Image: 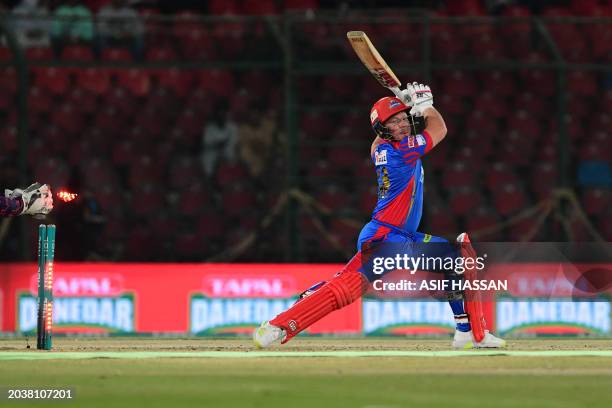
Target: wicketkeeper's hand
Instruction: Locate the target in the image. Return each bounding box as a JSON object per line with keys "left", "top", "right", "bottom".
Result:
{"left": 5, "top": 183, "right": 54, "bottom": 216}
{"left": 404, "top": 82, "right": 434, "bottom": 116}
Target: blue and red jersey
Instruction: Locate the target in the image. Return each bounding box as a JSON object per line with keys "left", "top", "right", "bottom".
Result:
{"left": 370, "top": 131, "right": 433, "bottom": 231}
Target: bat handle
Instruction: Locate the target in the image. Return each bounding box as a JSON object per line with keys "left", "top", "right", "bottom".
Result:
{"left": 390, "top": 86, "right": 411, "bottom": 106}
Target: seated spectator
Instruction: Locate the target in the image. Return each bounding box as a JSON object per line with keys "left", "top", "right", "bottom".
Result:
{"left": 50, "top": 0, "right": 94, "bottom": 56}
{"left": 96, "top": 0, "right": 144, "bottom": 60}
{"left": 201, "top": 101, "right": 238, "bottom": 178}
{"left": 238, "top": 109, "right": 280, "bottom": 179}
{"left": 11, "top": 0, "right": 51, "bottom": 48}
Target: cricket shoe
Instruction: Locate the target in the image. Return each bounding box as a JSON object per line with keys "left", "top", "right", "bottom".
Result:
{"left": 253, "top": 321, "right": 286, "bottom": 349}
{"left": 475, "top": 330, "right": 506, "bottom": 348}
{"left": 452, "top": 329, "right": 475, "bottom": 349}
{"left": 452, "top": 330, "right": 506, "bottom": 349}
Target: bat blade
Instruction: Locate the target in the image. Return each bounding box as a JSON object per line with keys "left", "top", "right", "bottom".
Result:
{"left": 347, "top": 31, "right": 403, "bottom": 97}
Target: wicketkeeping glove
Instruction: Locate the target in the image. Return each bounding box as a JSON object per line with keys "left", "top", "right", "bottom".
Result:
{"left": 5, "top": 182, "right": 54, "bottom": 216}
{"left": 404, "top": 82, "right": 434, "bottom": 116}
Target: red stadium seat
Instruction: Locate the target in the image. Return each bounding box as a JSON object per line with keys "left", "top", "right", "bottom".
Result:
{"left": 178, "top": 184, "right": 210, "bottom": 217}
{"left": 173, "top": 232, "right": 204, "bottom": 259}
{"left": 198, "top": 213, "right": 226, "bottom": 239}
{"left": 146, "top": 46, "right": 178, "bottom": 62}
{"left": 493, "top": 183, "right": 527, "bottom": 216}
{"left": 450, "top": 188, "right": 483, "bottom": 216}
{"left": 126, "top": 225, "right": 162, "bottom": 260}
{"left": 76, "top": 68, "right": 111, "bottom": 95}
{"left": 197, "top": 69, "right": 234, "bottom": 98}
{"left": 101, "top": 48, "right": 132, "bottom": 62}
{"left": 25, "top": 47, "right": 54, "bottom": 61}
{"left": 32, "top": 67, "right": 70, "bottom": 95}
{"left": 222, "top": 185, "right": 257, "bottom": 217}
{"left": 358, "top": 188, "right": 377, "bottom": 215}
{"left": 241, "top": 0, "right": 278, "bottom": 14}
{"left": 80, "top": 158, "right": 118, "bottom": 187}
{"left": 315, "top": 185, "right": 347, "bottom": 212}
{"left": 93, "top": 105, "right": 126, "bottom": 135}
{"left": 327, "top": 146, "right": 362, "bottom": 170}
{"left": 169, "top": 156, "right": 202, "bottom": 189}
{"left": 442, "top": 161, "right": 475, "bottom": 190}
{"left": 130, "top": 184, "right": 164, "bottom": 218}
{"left": 61, "top": 45, "right": 94, "bottom": 61}
{"left": 50, "top": 102, "right": 84, "bottom": 136}
{"left": 33, "top": 157, "right": 71, "bottom": 188}
{"left": 330, "top": 219, "right": 360, "bottom": 250}
{"left": 284, "top": 0, "right": 319, "bottom": 11}
{"left": 442, "top": 70, "right": 478, "bottom": 98}
{"left": 427, "top": 204, "right": 458, "bottom": 235}
{"left": 67, "top": 88, "right": 98, "bottom": 114}
{"left": 530, "top": 162, "right": 557, "bottom": 200}
{"left": 486, "top": 163, "right": 518, "bottom": 192}
{"left": 465, "top": 206, "right": 500, "bottom": 241}
{"left": 309, "top": 159, "right": 334, "bottom": 180}
{"left": 174, "top": 108, "right": 206, "bottom": 148}
{"left": 0, "top": 126, "right": 17, "bottom": 154}
{"left": 216, "top": 163, "right": 248, "bottom": 185}
{"left": 581, "top": 188, "right": 609, "bottom": 217}
{"left": 112, "top": 140, "right": 134, "bottom": 166}
{"left": 521, "top": 69, "right": 555, "bottom": 97}
{"left": 116, "top": 69, "right": 151, "bottom": 96}
{"left": 208, "top": 0, "right": 238, "bottom": 14}
{"left": 473, "top": 91, "right": 508, "bottom": 119}
{"left": 28, "top": 86, "right": 53, "bottom": 114}
{"left": 104, "top": 87, "right": 136, "bottom": 116}
{"left": 567, "top": 71, "right": 598, "bottom": 97}
{"left": 129, "top": 155, "right": 165, "bottom": 187}
{"left": 479, "top": 71, "right": 515, "bottom": 97}
{"left": 154, "top": 69, "right": 194, "bottom": 98}
{"left": 300, "top": 111, "right": 332, "bottom": 140}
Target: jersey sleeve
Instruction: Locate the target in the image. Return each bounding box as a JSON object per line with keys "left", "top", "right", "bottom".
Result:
{"left": 394, "top": 131, "right": 434, "bottom": 166}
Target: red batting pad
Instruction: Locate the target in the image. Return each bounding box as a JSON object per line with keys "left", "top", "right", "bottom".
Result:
{"left": 270, "top": 257, "right": 368, "bottom": 343}
{"left": 462, "top": 239, "right": 487, "bottom": 342}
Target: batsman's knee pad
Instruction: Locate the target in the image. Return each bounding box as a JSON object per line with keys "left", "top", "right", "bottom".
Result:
{"left": 270, "top": 270, "right": 368, "bottom": 343}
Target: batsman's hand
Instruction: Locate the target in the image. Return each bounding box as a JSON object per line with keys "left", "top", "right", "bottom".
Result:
{"left": 6, "top": 183, "right": 54, "bottom": 216}
{"left": 405, "top": 82, "right": 434, "bottom": 116}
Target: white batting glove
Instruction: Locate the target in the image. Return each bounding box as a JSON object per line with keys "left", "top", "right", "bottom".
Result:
{"left": 405, "top": 82, "right": 434, "bottom": 116}
{"left": 6, "top": 183, "right": 54, "bottom": 216}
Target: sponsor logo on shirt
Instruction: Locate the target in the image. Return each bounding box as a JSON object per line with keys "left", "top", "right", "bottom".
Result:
{"left": 416, "top": 134, "right": 426, "bottom": 146}
{"left": 375, "top": 150, "right": 387, "bottom": 165}
{"left": 408, "top": 136, "right": 415, "bottom": 148}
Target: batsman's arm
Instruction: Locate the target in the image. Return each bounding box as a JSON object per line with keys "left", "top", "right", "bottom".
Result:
{"left": 422, "top": 106, "right": 447, "bottom": 149}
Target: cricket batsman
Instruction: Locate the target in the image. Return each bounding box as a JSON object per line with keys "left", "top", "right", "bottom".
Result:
{"left": 254, "top": 83, "right": 505, "bottom": 349}
{"left": 1, "top": 182, "right": 54, "bottom": 217}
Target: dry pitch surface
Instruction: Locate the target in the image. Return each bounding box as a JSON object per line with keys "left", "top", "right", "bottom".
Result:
{"left": 1, "top": 337, "right": 611, "bottom": 408}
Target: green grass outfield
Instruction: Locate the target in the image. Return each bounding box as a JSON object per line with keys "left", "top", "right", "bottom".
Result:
{"left": 1, "top": 338, "right": 611, "bottom": 408}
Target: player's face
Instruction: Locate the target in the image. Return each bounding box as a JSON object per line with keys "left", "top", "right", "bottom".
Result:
{"left": 384, "top": 112, "right": 411, "bottom": 140}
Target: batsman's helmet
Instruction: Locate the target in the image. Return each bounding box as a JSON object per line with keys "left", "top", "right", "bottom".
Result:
{"left": 370, "top": 96, "right": 424, "bottom": 139}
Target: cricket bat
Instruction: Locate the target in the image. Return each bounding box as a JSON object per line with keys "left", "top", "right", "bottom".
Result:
{"left": 346, "top": 31, "right": 410, "bottom": 105}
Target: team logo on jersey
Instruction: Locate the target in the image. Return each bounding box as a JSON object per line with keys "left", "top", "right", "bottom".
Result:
{"left": 408, "top": 136, "right": 415, "bottom": 148}
{"left": 375, "top": 150, "right": 387, "bottom": 165}
{"left": 389, "top": 99, "right": 402, "bottom": 109}
{"left": 416, "top": 134, "right": 426, "bottom": 146}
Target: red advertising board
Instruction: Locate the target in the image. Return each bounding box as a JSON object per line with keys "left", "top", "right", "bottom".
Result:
{"left": 1, "top": 263, "right": 610, "bottom": 337}
{"left": 0, "top": 263, "right": 360, "bottom": 335}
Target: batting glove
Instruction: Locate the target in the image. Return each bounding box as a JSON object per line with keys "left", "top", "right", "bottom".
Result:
{"left": 405, "top": 82, "right": 434, "bottom": 116}
{"left": 6, "top": 183, "right": 54, "bottom": 216}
